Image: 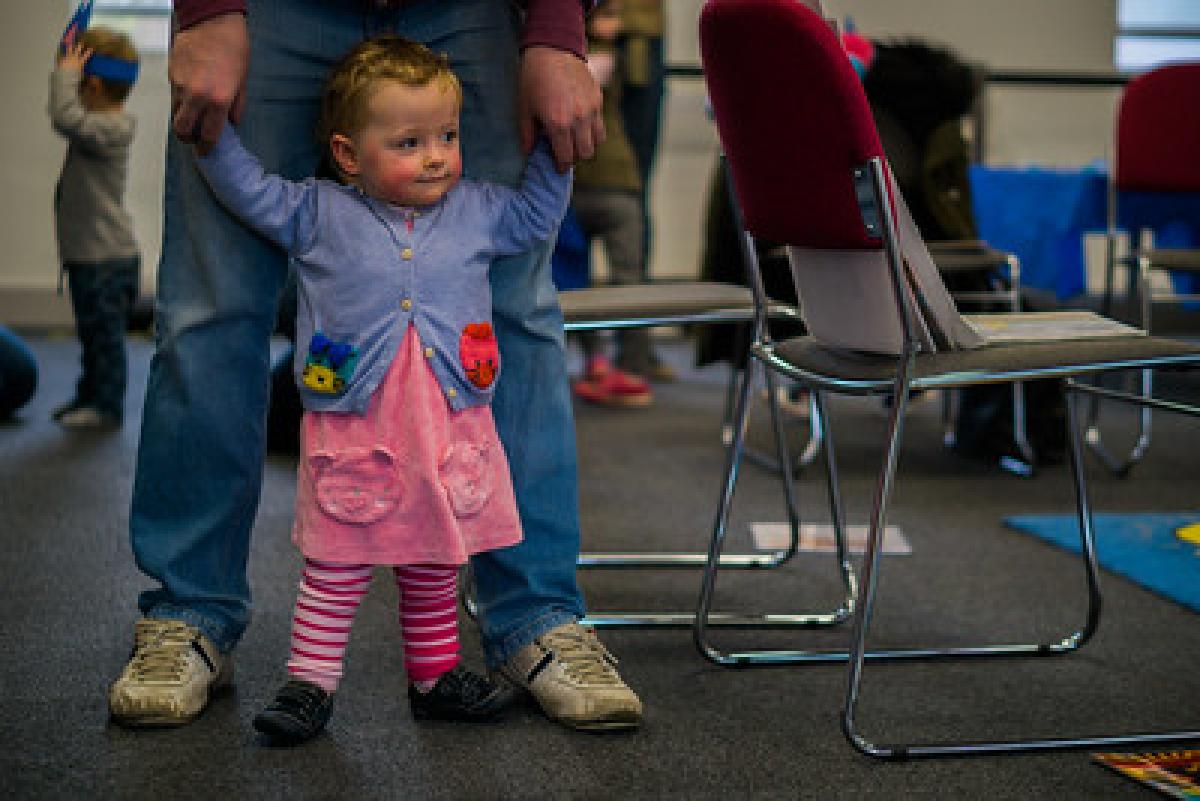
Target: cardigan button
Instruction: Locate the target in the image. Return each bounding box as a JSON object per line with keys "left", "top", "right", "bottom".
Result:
{"left": 424, "top": 347, "right": 434, "bottom": 358}
{"left": 401, "top": 247, "right": 413, "bottom": 260}
{"left": 401, "top": 298, "right": 413, "bottom": 310}
{"left": 446, "top": 388, "right": 457, "bottom": 399}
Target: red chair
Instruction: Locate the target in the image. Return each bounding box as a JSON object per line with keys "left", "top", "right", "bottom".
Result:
{"left": 697, "top": 0, "right": 1200, "bottom": 758}
{"left": 1087, "top": 62, "right": 1200, "bottom": 474}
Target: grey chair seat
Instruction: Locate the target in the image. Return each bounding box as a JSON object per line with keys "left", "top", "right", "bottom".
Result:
{"left": 770, "top": 332, "right": 1200, "bottom": 392}
{"left": 1140, "top": 247, "right": 1200, "bottom": 272}
{"left": 559, "top": 281, "right": 789, "bottom": 330}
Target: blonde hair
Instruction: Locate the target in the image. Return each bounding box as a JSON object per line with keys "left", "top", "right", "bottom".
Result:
{"left": 318, "top": 35, "right": 461, "bottom": 154}
{"left": 79, "top": 26, "right": 139, "bottom": 103}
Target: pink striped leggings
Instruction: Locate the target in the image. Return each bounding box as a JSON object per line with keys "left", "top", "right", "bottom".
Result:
{"left": 287, "top": 558, "right": 461, "bottom": 692}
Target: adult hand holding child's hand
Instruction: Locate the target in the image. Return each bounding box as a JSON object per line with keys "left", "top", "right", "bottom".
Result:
{"left": 169, "top": 11, "right": 249, "bottom": 155}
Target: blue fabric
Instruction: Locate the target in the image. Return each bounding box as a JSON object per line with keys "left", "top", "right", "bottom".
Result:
{"left": 970, "top": 165, "right": 1200, "bottom": 301}
{"left": 0, "top": 326, "right": 37, "bottom": 419}
{"left": 1004, "top": 512, "right": 1200, "bottom": 612}
{"left": 969, "top": 165, "right": 1107, "bottom": 300}
{"left": 133, "top": 0, "right": 586, "bottom": 663}
{"left": 551, "top": 205, "right": 591, "bottom": 290}
{"left": 84, "top": 54, "right": 138, "bottom": 86}
{"left": 197, "top": 126, "right": 570, "bottom": 414}
{"left": 1118, "top": 189, "right": 1200, "bottom": 298}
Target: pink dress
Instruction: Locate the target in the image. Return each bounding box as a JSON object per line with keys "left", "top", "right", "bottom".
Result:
{"left": 292, "top": 325, "right": 523, "bottom": 565}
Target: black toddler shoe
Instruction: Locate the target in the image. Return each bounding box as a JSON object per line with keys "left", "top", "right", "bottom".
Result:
{"left": 408, "top": 665, "right": 513, "bottom": 721}
{"left": 253, "top": 679, "right": 333, "bottom": 744}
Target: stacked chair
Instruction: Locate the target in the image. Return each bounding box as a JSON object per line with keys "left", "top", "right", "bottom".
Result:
{"left": 559, "top": 277, "right": 856, "bottom": 627}
{"left": 1086, "top": 61, "right": 1200, "bottom": 475}
{"left": 697, "top": 0, "right": 1200, "bottom": 758}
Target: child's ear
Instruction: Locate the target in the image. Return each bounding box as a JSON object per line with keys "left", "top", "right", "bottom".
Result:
{"left": 329, "top": 134, "right": 359, "bottom": 177}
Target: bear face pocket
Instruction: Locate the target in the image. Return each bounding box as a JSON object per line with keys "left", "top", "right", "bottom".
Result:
{"left": 438, "top": 441, "right": 494, "bottom": 518}
{"left": 308, "top": 446, "right": 400, "bottom": 525}
{"left": 302, "top": 332, "right": 359, "bottom": 395}
{"left": 460, "top": 322, "right": 499, "bottom": 389}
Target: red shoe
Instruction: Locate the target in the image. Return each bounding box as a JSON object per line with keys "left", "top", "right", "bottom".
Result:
{"left": 573, "top": 362, "right": 653, "bottom": 408}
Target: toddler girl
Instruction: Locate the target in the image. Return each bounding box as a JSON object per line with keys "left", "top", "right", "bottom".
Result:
{"left": 193, "top": 35, "right": 572, "bottom": 744}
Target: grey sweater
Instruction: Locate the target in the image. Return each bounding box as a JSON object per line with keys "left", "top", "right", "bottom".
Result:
{"left": 49, "top": 67, "right": 138, "bottom": 264}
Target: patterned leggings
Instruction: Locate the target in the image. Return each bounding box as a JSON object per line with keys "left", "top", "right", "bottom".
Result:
{"left": 287, "top": 558, "right": 461, "bottom": 692}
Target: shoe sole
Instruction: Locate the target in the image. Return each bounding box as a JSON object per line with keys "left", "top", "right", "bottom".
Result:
{"left": 108, "top": 665, "right": 233, "bottom": 729}
{"left": 494, "top": 672, "right": 641, "bottom": 732}
{"left": 253, "top": 711, "right": 329, "bottom": 743}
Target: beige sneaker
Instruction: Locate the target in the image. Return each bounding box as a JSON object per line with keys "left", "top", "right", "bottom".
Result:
{"left": 498, "top": 622, "right": 641, "bottom": 731}
{"left": 108, "top": 619, "right": 232, "bottom": 727}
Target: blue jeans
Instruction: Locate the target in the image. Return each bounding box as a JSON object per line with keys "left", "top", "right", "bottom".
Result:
{"left": 132, "top": 0, "right": 585, "bottom": 665}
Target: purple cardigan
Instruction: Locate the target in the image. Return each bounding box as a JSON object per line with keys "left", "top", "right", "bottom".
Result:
{"left": 197, "top": 125, "right": 571, "bottom": 414}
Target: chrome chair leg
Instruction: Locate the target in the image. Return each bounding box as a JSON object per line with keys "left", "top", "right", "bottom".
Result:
{"left": 1084, "top": 256, "right": 1155, "bottom": 476}
{"left": 840, "top": 390, "right": 1198, "bottom": 758}
{"left": 738, "top": 357, "right": 824, "bottom": 474}
{"left": 693, "top": 359, "right": 855, "bottom": 656}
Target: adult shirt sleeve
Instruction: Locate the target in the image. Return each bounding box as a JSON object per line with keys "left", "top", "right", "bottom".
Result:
{"left": 522, "top": 0, "right": 592, "bottom": 59}
{"left": 173, "top": 0, "right": 246, "bottom": 31}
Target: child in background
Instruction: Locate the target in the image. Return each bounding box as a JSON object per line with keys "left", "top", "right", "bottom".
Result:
{"left": 190, "top": 36, "right": 571, "bottom": 744}
{"left": 48, "top": 29, "right": 140, "bottom": 429}
{"left": 569, "top": 0, "right": 660, "bottom": 408}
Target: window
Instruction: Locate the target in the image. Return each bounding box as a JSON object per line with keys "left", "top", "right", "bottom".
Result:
{"left": 1116, "top": 0, "right": 1200, "bottom": 71}
{"left": 93, "top": 0, "right": 172, "bottom": 53}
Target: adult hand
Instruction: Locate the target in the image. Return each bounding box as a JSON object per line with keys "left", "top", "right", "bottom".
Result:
{"left": 518, "top": 45, "right": 605, "bottom": 172}
{"left": 169, "top": 12, "right": 250, "bottom": 155}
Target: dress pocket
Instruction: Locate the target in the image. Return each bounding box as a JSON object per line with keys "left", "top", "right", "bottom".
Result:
{"left": 308, "top": 446, "right": 400, "bottom": 525}
{"left": 438, "top": 441, "right": 494, "bottom": 518}
{"left": 460, "top": 322, "right": 499, "bottom": 389}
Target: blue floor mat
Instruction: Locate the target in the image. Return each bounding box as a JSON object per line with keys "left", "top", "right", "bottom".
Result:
{"left": 1004, "top": 513, "right": 1200, "bottom": 613}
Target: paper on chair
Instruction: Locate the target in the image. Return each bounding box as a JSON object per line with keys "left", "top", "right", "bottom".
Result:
{"left": 964, "top": 311, "right": 1146, "bottom": 342}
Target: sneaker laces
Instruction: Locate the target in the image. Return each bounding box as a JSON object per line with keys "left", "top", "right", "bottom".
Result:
{"left": 126, "top": 621, "right": 202, "bottom": 684}
{"left": 540, "top": 626, "right": 622, "bottom": 686}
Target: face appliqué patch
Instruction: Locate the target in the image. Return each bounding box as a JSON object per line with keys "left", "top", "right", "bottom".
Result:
{"left": 460, "top": 322, "right": 499, "bottom": 389}
{"left": 303, "top": 332, "right": 359, "bottom": 394}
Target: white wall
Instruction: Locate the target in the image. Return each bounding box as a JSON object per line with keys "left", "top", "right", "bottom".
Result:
{"left": 0, "top": 2, "right": 168, "bottom": 326}
{"left": 1, "top": 1, "right": 1122, "bottom": 319}
{"left": 644, "top": 0, "right": 1120, "bottom": 280}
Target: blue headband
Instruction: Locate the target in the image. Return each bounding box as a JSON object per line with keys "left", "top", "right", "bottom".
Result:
{"left": 84, "top": 53, "right": 139, "bottom": 85}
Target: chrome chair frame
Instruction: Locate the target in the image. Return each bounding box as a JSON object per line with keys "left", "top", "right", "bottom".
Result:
{"left": 559, "top": 279, "right": 856, "bottom": 629}
{"left": 694, "top": 153, "right": 1200, "bottom": 757}
{"left": 1085, "top": 63, "right": 1200, "bottom": 476}
{"left": 928, "top": 243, "right": 1036, "bottom": 474}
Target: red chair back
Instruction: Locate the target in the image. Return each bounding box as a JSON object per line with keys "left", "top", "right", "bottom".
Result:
{"left": 699, "top": 0, "right": 886, "bottom": 249}
{"left": 1116, "top": 62, "right": 1200, "bottom": 193}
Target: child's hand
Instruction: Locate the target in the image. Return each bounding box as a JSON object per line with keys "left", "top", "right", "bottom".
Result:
{"left": 57, "top": 42, "right": 92, "bottom": 72}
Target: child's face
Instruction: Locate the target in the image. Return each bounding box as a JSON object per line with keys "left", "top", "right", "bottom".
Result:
{"left": 332, "top": 79, "right": 462, "bottom": 207}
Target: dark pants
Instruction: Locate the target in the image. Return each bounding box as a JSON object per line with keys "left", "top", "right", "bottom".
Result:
{"left": 64, "top": 256, "right": 139, "bottom": 419}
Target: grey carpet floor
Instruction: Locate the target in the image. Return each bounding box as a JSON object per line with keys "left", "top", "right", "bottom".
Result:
{"left": 2, "top": 332, "right": 1198, "bottom": 800}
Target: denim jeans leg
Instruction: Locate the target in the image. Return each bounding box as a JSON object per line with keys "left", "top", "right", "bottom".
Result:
{"left": 130, "top": 0, "right": 360, "bottom": 652}
{"left": 393, "top": 0, "right": 588, "bottom": 665}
